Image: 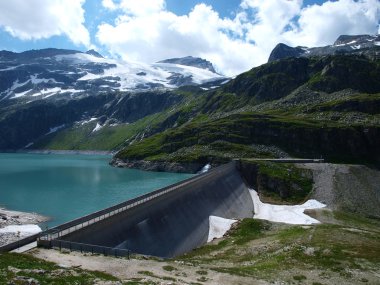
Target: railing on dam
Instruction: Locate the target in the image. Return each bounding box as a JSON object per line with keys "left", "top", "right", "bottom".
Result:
{"left": 38, "top": 161, "right": 237, "bottom": 244}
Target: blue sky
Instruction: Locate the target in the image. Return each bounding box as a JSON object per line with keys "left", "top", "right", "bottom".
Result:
{"left": 0, "top": 0, "right": 378, "bottom": 75}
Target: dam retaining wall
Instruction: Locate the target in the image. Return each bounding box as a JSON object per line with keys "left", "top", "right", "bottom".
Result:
{"left": 47, "top": 161, "right": 253, "bottom": 258}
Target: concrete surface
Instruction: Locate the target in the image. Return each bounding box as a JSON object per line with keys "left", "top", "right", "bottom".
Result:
{"left": 61, "top": 162, "right": 254, "bottom": 258}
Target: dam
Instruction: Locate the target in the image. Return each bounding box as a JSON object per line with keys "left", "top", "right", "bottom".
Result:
{"left": 37, "top": 161, "right": 254, "bottom": 258}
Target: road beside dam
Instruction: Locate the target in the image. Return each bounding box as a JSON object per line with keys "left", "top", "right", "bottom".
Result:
{"left": 57, "top": 161, "right": 254, "bottom": 258}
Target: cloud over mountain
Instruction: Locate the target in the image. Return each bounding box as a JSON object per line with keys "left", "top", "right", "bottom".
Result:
{"left": 97, "top": 0, "right": 380, "bottom": 76}
{"left": 0, "top": 0, "right": 378, "bottom": 76}
{"left": 0, "top": 0, "right": 90, "bottom": 47}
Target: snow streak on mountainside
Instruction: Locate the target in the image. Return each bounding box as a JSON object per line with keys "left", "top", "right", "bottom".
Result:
{"left": 0, "top": 49, "right": 226, "bottom": 101}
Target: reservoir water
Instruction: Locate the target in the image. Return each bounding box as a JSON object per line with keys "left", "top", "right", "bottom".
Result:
{"left": 0, "top": 153, "right": 193, "bottom": 227}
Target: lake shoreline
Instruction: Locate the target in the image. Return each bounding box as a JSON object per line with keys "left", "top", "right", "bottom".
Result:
{"left": 0, "top": 149, "right": 114, "bottom": 156}
{"left": 0, "top": 207, "right": 49, "bottom": 247}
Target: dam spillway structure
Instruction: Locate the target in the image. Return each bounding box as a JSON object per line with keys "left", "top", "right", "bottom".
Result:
{"left": 38, "top": 161, "right": 254, "bottom": 258}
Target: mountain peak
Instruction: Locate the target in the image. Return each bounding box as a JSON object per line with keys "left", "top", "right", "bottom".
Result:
{"left": 333, "top": 34, "right": 377, "bottom": 46}
{"left": 86, "top": 49, "right": 104, "bottom": 58}
{"left": 158, "top": 56, "right": 217, "bottom": 73}
{"left": 268, "top": 43, "right": 306, "bottom": 62}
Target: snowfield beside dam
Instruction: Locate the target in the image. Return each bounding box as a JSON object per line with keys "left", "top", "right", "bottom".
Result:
{"left": 249, "top": 189, "right": 325, "bottom": 224}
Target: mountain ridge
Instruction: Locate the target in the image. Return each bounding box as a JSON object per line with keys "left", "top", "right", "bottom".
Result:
{"left": 268, "top": 34, "right": 380, "bottom": 62}
{"left": 0, "top": 48, "right": 226, "bottom": 102}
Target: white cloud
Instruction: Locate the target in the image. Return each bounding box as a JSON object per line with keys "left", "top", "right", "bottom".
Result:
{"left": 97, "top": 3, "right": 258, "bottom": 76}
{"left": 119, "top": 0, "right": 165, "bottom": 16}
{"left": 95, "top": 0, "right": 379, "bottom": 76}
{"left": 102, "top": 0, "right": 117, "bottom": 11}
{"left": 284, "top": 0, "right": 380, "bottom": 47}
{"left": 102, "top": 0, "right": 165, "bottom": 15}
{"left": 0, "top": 0, "right": 90, "bottom": 47}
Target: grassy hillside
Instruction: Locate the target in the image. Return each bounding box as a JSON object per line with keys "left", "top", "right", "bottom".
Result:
{"left": 114, "top": 55, "right": 380, "bottom": 169}
{"left": 176, "top": 212, "right": 380, "bottom": 284}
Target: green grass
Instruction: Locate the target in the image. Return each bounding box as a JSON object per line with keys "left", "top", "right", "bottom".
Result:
{"left": 293, "top": 274, "right": 307, "bottom": 281}
{"left": 32, "top": 107, "right": 177, "bottom": 151}
{"left": 241, "top": 160, "right": 313, "bottom": 203}
{"left": 175, "top": 210, "right": 380, "bottom": 282}
{"left": 162, "top": 265, "right": 176, "bottom": 272}
{"left": 228, "top": 219, "right": 269, "bottom": 245}
{"left": 137, "top": 270, "right": 176, "bottom": 282}
{"left": 115, "top": 107, "right": 379, "bottom": 168}
{"left": 0, "top": 253, "right": 119, "bottom": 285}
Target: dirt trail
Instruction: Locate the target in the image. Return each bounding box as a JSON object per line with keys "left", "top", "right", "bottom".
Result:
{"left": 31, "top": 248, "right": 268, "bottom": 285}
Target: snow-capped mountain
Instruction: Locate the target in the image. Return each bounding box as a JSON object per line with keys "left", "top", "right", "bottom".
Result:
{"left": 268, "top": 34, "right": 380, "bottom": 62}
{"left": 0, "top": 48, "right": 227, "bottom": 101}
{"left": 158, "top": 56, "right": 217, "bottom": 73}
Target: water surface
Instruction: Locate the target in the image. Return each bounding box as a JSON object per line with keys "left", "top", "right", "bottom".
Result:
{"left": 0, "top": 153, "right": 192, "bottom": 227}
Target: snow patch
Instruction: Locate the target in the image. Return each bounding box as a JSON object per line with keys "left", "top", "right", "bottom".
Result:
{"left": 81, "top": 117, "right": 97, "bottom": 125}
{"left": 13, "top": 89, "right": 32, "bottom": 98}
{"left": 60, "top": 89, "right": 84, "bottom": 94}
{"left": 249, "top": 189, "right": 325, "bottom": 225}
{"left": 30, "top": 74, "right": 62, "bottom": 85}
{"left": 199, "top": 164, "right": 211, "bottom": 174}
{"left": 207, "top": 216, "right": 237, "bottom": 242}
{"left": 153, "top": 62, "right": 225, "bottom": 85}
{"left": 0, "top": 64, "right": 26, "bottom": 71}
{"left": 92, "top": 122, "right": 103, "bottom": 132}
{"left": 334, "top": 40, "right": 357, "bottom": 47}
{"left": 24, "top": 142, "right": 34, "bottom": 149}
{"left": 46, "top": 124, "right": 65, "bottom": 135}
{"left": 54, "top": 53, "right": 110, "bottom": 64}
{"left": 374, "top": 41, "right": 380, "bottom": 46}
{"left": 0, "top": 224, "right": 42, "bottom": 236}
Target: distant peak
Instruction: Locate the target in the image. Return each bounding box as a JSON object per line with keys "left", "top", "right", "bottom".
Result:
{"left": 158, "top": 56, "right": 217, "bottom": 73}
{"left": 86, "top": 49, "right": 104, "bottom": 58}
{"left": 268, "top": 43, "right": 305, "bottom": 62}
{"left": 333, "top": 34, "right": 373, "bottom": 46}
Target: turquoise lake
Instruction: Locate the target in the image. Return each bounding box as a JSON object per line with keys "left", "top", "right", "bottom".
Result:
{"left": 0, "top": 153, "right": 192, "bottom": 228}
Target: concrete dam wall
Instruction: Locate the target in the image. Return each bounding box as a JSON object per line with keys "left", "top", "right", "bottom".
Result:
{"left": 56, "top": 162, "right": 254, "bottom": 258}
